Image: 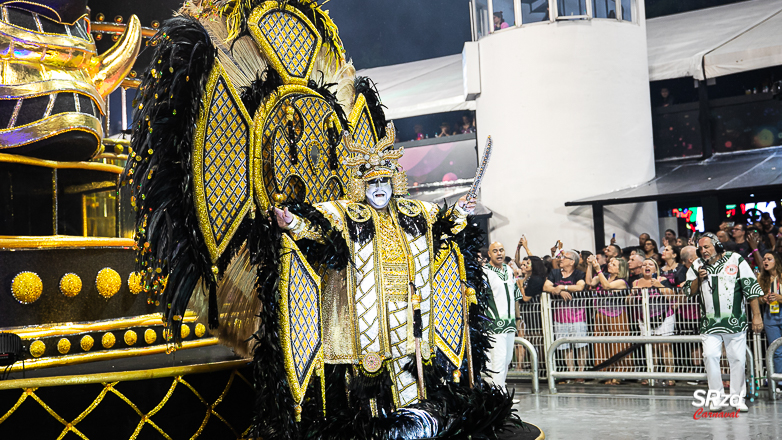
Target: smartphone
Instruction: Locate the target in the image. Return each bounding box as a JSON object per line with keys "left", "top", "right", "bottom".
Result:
{"left": 612, "top": 233, "right": 616, "bottom": 239}
{"left": 727, "top": 221, "right": 735, "bottom": 227}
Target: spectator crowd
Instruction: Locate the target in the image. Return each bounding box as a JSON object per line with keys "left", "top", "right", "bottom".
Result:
{"left": 478, "top": 213, "right": 782, "bottom": 393}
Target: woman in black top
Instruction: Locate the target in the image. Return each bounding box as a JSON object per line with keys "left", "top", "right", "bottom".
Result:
{"left": 514, "top": 255, "right": 546, "bottom": 370}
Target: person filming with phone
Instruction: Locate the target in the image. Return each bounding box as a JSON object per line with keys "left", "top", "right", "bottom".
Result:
{"left": 682, "top": 233, "right": 763, "bottom": 412}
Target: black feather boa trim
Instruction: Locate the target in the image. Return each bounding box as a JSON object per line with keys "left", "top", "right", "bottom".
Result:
{"left": 354, "top": 76, "right": 388, "bottom": 139}
{"left": 284, "top": 202, "right": 350, "bottom": 271}
{"left": 122, "top": 16, "right": 220, "bottom": 336}
{"left": 397, "top": 211, "right": 428, "bottom": 238}
{"left": 347, "top": 216, "right": 374, "bottom": 246}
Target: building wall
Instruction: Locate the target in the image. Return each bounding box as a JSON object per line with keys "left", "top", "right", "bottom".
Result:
{"left": 473, "top": 7, "right": 659, "bottom": 255}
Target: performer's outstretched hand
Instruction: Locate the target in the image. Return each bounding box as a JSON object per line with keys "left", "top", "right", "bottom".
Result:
{"left": 273, "top": 207, "right": 293, "bottom": 228}
{"left": 457, "top": 195, "right": 477, "bottom": 214}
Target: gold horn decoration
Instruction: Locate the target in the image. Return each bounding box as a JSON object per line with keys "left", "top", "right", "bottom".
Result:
{"left": 88, "top": 15, "right": 143, "bottom": 97}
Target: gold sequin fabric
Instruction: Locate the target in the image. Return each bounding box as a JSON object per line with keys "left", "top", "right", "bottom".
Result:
{"left": 59, "top": 273, "right": 82, "bottom": 297}
{"left": 95, "top": 268, "right": 121, "bottom": 298}
{"left": 11, "top": 271, "right": 43, "bottom": 304}
{"left": 375, "top": 211, "right": 409, "bottom": 297}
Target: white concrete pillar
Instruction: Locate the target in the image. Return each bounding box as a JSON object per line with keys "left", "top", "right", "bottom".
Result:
{"left": 473, "top": 3, "right": 659, "bottom": 254}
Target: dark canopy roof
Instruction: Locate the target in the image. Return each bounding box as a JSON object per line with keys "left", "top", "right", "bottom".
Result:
{"left": 566, "top": 147, "right": 782, "bottom": 207}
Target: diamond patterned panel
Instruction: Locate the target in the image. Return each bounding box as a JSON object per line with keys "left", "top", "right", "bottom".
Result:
{"left": 263, "top": 93, "right": 349, "bottom": 204}
{"left": 203, "top": 78, "right": 250, "bottom": 245}
{"left": 433, "top": 251, "right": 464, "bottom": 358}
{"left": 260, "top": 11, "right": 317, "bottom": 79}
{"left": 352, "top": 107, "right": 376, "bottom": 149}
{"left": 288, "top": 253, "right": 321, "bottom": 384}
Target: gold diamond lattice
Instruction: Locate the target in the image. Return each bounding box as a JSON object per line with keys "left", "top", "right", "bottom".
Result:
{"left": 260, "top": 11, "right": 316, "bottom": 79}
{"left": 433, "top": 253, "right": 464, "bottom": 354}
{"left": 352, "top": 108, "right": 376, "bottom": 149}
{"left": 268, "top": 94, "right": 348, "bottom": 203}
{"left": 288, "top": 254, "right": 321, "bottom": 384}
{"left": 0, "top": 370, "right": 253, "bottom": 440}
{"left": 203, "top": 78, "right": 250, "bottom": 244}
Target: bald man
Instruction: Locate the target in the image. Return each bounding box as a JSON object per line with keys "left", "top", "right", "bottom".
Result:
{"left": 484, "top": 241, "right": 523, "bottom": 392}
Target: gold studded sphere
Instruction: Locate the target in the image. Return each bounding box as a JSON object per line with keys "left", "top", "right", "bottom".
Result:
{"left": 180, "top": 324, "right": 190, "bottom": 339}
{"left": 80, "top": 335, "right": 94, "bottom": 351}
{"left": 57, "top": 338, "right": 71, "bottom": 354}
{"left": 273, "top": 193, "right": 285, "bottom": 204}
{"left": 102, "top": 332, "right": 116, "bottom": 349}
{"left": 59, "top": 273, "right": 82, "bottom": 297}
{"left": 124, "top": 330, "right": 137, "bottom": 346}
{"left": 96, "top": 268, "right": 122, "bottom": 299}
{"left": 11, "top": 272, "right": 43, "bottom": 304}
{"left": 465, "top": 287, "right": 476, "bottom": 296}
{"left": 29, "top": 340, "right": 45, "bottom": 358}
{"left": 194, "top": 323, "right": 206, "bottom": 338}
{"left": 127, "top": 272, "right": 143, "bottom": 295}
{"left": 144, "top": 329, "right": 157, "bottom": 345}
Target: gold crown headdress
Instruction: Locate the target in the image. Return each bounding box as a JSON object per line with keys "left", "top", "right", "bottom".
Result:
{"left": 342, "top": 122, "right": 408, "bottom": 200}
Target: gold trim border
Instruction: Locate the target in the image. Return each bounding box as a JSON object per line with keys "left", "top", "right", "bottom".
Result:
{"left": 0, "top": 152, "right": 123, "bottom": 173}
{"left": 4, "top": 337, "right": 219, "bottom": 373}
{"left": 192, "top": 59, "right": 254, "bottom": 263}
{"left": 279, "top": 234, "right": 323, "bottom": 405}
{"left": 247, "top": 3, "right": 322, "bottom": 86}
{"left": 0, "top": 235, "right": 135, "bottom": 250}
{"left": 1, "top": 312, "right": 197, "bottom": 339}
{"left": 0, "top": 113, "right": 102, "bottom": 151}
{"left": 0, "top": 358, "right": 249, "bottom": 391}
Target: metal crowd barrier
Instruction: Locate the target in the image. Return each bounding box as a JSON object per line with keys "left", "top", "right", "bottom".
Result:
{"left": 546, "top": 335, "right": 755, "bottom": 394}
{"left": 506, "top": 288, "right": 769, "bottom": 395}
{"left": 766, "top": 337, "right": 782, "bottom": 400}
{"left": 512, "top": 337, "right": 539, "bottom": 394}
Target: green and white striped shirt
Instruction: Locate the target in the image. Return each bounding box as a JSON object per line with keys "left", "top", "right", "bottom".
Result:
{"left": 682, "top": 251, "right": 763, "bottom": 334}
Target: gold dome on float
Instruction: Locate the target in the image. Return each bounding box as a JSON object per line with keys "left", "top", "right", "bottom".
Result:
{"left": 11, "top": 272, "right": 43, "bottom": 304}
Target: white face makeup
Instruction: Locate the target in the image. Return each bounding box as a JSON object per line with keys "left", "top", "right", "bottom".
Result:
{"left": 365, "top": 178, "right": 392, "bottom": 209}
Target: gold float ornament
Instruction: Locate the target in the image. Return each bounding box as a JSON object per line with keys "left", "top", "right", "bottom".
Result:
{"left": 144, "top": 329, "right": 157, "bottom": 345}
{"left": 59, "top": 273, "right": 82, "bottom": 297}
{"left": 11, "top": 272, "right": 43, "bottom": 304}
{"left": 0, "top": 11, "right": 142, "bottom": 158}
{"left": 180, "top": 324, "right": 191, "bottom": 339}
{"left": 127, "top": 272, "right": 144, "bottom": 294}
{"left": 29, "top": 340, "right": 45, "bottom": 358}
{"left": 96, "top": 268, "right": 122, "bottom": 298}
{"left": 81, "top": 335, "right": 94, "bottom": 351}
{"left": 57, "top": 338, "right": 71, "bottom": 354}
{"left": 102, "top": 332, "right": 116, "bottom": 349}
{"left": 195, "top": 323, "right": 206, "bottom": 338}
{"left": 124, "top": 330, "right": 137, "bottom": 346}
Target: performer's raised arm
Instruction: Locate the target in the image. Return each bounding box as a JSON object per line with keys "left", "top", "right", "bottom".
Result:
{"left": 273, "top": 206, "right": 326, "bottom": 244}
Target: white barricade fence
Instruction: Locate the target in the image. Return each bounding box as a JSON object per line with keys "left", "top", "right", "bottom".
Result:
{"left": 507, "top": 287, "right": 769, "bottom": 396}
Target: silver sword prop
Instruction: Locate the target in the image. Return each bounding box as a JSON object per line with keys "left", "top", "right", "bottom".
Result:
{"left": 467, "top": 136, "right": 492, "bottom": 200}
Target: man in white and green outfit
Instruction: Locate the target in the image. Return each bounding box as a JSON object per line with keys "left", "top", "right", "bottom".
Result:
{"left": 683, "top": 233, "right": 763, "bottom": 412}
{"left": 484, "top": 241, "right": 523, "bottom": 391}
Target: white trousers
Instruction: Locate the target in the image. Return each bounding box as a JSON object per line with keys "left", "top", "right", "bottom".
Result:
{"left": 702, "top": 332, "right": 746, "bottom": 403}
{"left": 486, "top": 332, "right": 515, "bottom": 391}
